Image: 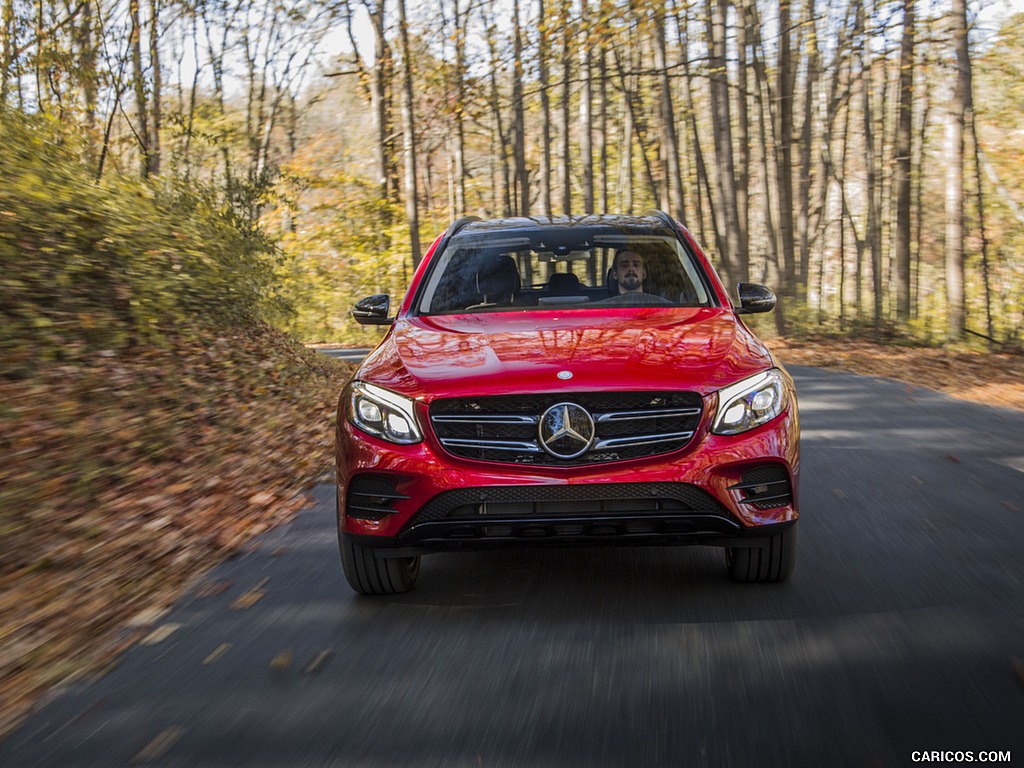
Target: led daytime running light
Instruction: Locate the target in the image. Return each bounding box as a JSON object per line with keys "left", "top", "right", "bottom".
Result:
{"left": 711, "top": 369, "right": 787, "bottom": 436}
{"left": 349, "top": 382, "right": 423, "bottom": 444}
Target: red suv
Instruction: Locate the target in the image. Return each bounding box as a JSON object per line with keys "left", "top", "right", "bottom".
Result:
{"left": 336, "top": 213, "right": 799, "bottom": 594}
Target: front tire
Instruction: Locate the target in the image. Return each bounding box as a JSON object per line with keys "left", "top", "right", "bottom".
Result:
{"left": 340, "top": 536, "right": 420, "bottom": 595}
{"left": 726, "top": 523, "right": 797, "bottom": 583}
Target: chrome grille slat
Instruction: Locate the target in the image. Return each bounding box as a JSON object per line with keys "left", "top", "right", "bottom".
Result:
{"left": 432, "top": 414, "right": 539, "bottom": 425}
{"left": 594, "top": 431, "right": 695, "bottom": 450}
{"left": 595, "top": 408, "right": 701, "bottom": 422}
{"left": 439, "top": 438, "right": 544, "bottom": 453}
{"left": 430, "top": 391, "right": 703, "bottom": 466}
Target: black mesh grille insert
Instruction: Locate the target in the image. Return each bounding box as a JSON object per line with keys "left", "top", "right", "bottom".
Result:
{"left": 397, "top": 483, "right": 738, "bottom": 546}
{"left": 429, "top": 391, "right": 703, "bottom": 465}
{"left": 410, "top": 482, "right": 729, "bottom": 522}
{"left": 346, "top": 475, "right": 410, "bottom": 520}
{"left": 730, "top": 465, "right": 792, "bottom": 509}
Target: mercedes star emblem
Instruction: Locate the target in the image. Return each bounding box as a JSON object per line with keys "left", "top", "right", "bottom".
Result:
{"left": 538, "top": 402, "right": 595, "bottom": 459}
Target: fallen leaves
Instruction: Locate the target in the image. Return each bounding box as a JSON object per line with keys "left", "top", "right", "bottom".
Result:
{"left": 0, "top": 322, "right": 353, "bottom": 738}
{"left": 140, "top": 624, "right": 181, "bottom": 646}
{"left": 270, "top": 648, "right": 334, "bottom": 677}
{"left": 132, "top": 727, "right": 185, "bottom": 763}
{"left": 202, "top": 643, "right": 232, "bottom": 665}
{"left": 230, "top": 578, "right": 270, "bottom": 610}
{"left": 304, "top": 650, "right": 333, "bottom": 676}
{"left": 271, "top": 648, "right": 293, "bottom": 672}
{"left": 193, "top": 580, "right": 234, "bottom": 599}
{"left": 769, "top": 337, "right": 1024, "bottom": 413}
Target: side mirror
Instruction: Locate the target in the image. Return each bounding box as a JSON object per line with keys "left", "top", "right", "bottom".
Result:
{"left": 736, "top": 283, "right": 776, "bottom": 314}
{"left": 352, "top": 294, "right": 393, "bottom": 325}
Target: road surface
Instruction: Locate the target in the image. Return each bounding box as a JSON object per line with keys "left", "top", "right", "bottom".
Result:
{"left": 2, "top": 366, "right": 1023, "bottom": 767}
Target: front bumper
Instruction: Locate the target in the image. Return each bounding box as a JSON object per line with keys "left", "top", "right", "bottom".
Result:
{"left": 335, "top": 395, "right": 800, "bottom": 552}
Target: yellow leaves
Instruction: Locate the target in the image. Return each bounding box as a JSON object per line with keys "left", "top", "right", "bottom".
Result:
{"left": 304, "top": 650, "right": 333, "bottom": 676}
{"left": 271, "top": 648, "right": 334, "bottom": 676}
{"left": 194, "top": 580, "right": 233, "bottom": 599}
{"left": 271, "top": 648, "right": 293, "bottom": 672}
{"left": 140, "top": 624, "right": 181, "bottom": 646}
{"left": 132, "top": 728, "right": 185, "bottom": 763}
{"left": 230, "top": 578, "right": 270, "bottom": 610}
{"left": 127, "top": 606, "right": 171, "bottom": 627}
{"left": 202, "top": 643, "right": 232, "bottom": 665}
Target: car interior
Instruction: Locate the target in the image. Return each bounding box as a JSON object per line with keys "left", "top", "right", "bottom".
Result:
{"left": 421, "top": 236, "right": 710, "bottom": 315}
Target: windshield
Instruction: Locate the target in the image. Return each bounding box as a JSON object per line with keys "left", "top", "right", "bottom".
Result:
{"left": 415, "top": 229, "right": 713, "bottom": 315}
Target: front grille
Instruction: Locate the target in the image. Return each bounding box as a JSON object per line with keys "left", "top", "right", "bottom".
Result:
{"left": 397, "top": 482, "right": 738, "bottom": 546}
{"left": 729, "top": 465, "right": 792, "bottom": 509}
{"left": 346, "top": 475, "right": 410, "bottom": 520}
{"left": 429, "top": 391, "right": 703, "bottom": 465}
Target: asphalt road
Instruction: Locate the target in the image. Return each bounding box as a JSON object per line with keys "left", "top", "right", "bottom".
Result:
{"left": 3, "top": 366, "right": 1023, "bottom": 767}
{"left": 316, "top": 347, "right": 374, "bottom": 364}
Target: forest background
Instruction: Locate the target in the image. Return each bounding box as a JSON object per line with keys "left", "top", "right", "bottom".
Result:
{"left": 2, "top": 0, "right": 1024, "bottom": 739}
{"left": 3, "top": 0, "right": 1023, "bottom": 350}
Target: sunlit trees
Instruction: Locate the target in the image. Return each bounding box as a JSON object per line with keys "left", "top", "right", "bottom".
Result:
{"left": 1, "top": 0, "right": 1021, "bottom": 347}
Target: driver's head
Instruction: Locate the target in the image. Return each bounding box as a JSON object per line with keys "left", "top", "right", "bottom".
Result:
{"left": 613, "top": 249, "right": 645, "bottom": 294}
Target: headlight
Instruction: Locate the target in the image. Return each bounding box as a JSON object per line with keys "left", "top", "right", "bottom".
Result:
{"left": 348, "top": 382, "right": 423, "bottom": 444}
{"left": 711, "top": 369, "right": 788, "bottom": 435}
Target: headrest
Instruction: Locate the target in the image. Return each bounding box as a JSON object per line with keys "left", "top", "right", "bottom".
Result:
{"left": 475, "top": 254, "right": 520, "bottom": 298}
{"left": 548, "top": 272, "right": 581, "bottom": 295}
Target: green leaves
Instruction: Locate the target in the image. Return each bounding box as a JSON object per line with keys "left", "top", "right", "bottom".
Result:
{"left": 0, "top": 110, "right": 286, "bottom": 366}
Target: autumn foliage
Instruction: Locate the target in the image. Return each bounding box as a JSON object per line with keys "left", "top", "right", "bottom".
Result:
{"left": 0, "top": 112, "right": 353, "bottom": 737}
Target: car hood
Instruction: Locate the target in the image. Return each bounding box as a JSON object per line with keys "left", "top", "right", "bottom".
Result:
{"left": 358, "top": 308, "right": 775, "bottom": 401}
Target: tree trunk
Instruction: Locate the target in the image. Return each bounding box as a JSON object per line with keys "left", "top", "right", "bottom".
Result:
{"left": 484, "top": 8, "right": 512, "bottom": 216}
{"left": 579, "top": 0, "right": 593, "bottom": 214}
{"left": 538, "top": 0, "right": 552, "bottom": 216}
{"left": 893, "top": 0, "right": 914, "bottom": 324}
{"left": 815, "top": 2, "right": 855, "bottom": 322}
{"left": 129, "top": 0, "right": 151, "bottom": 178}
{"left": 707, "top": 0, "right": 739, "bottom": 288}
{"left": 559, "top": 0, "right": 572, "bottom": 216}
{"left": 147, "top": 0, "right": 161, "bottom": 176}
{"left": 34, "top": 0, "right": 42, "bottom": 107}
{"left": 735, "top": 0, "right": 751, "bottom": 273}
{"left": 797, "top": 0, "right": 819, "bottom": 299}
{"left": 971, "top": 109, "right": 993, "bottom": 344}
{"left": 678, "top": 4, "right": 710, "bottom": 244}
{"left": 368, "top": 0, "right": 391, "bottom": 201}
{"left": 512, "top": 0, "right": 529, "bottom": 216}
{"left": 616, "top": 41, "right": 659, "bottom": 209}
{"left": 774, "top": 0, "right": 796, "bottom": 297}
{"left": 619, "top": 67, "right": 633, "bottom": 213}
{"left": 652, "top": 7, "right": 683, "bottom": 222}
{"left": 451, "top": 0, "right": 467, "bottom": 214}
{"left": 79, "top": 0, "right": 99, "bottom": 142}
{"left": 859, "top": 0, "right": 882, "bottom": 332}
{"left": 945, "top": 0, "right": 968, "bottom": 341}
{"left": 596, "top": 43, "right": 608, "bottom": 213}
{"left": 1, "top": 0, "right": 13, "bottom": 104}
{"left": 913, "top": 75, "right": 931, "bottom": 320}
{"left": 396, "top": 0, "right": 421, "bottom": 267}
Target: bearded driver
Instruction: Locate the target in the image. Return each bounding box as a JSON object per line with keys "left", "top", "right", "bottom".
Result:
{"left": 613, "top": 249, "right": 646, "bottom": 294}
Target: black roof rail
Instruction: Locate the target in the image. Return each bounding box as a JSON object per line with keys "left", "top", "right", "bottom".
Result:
{"left": 448, "top": 215, "right": 482, "bottom": 238}
{"left": 640, "top": 209, "right": 678, "bottom": 230}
